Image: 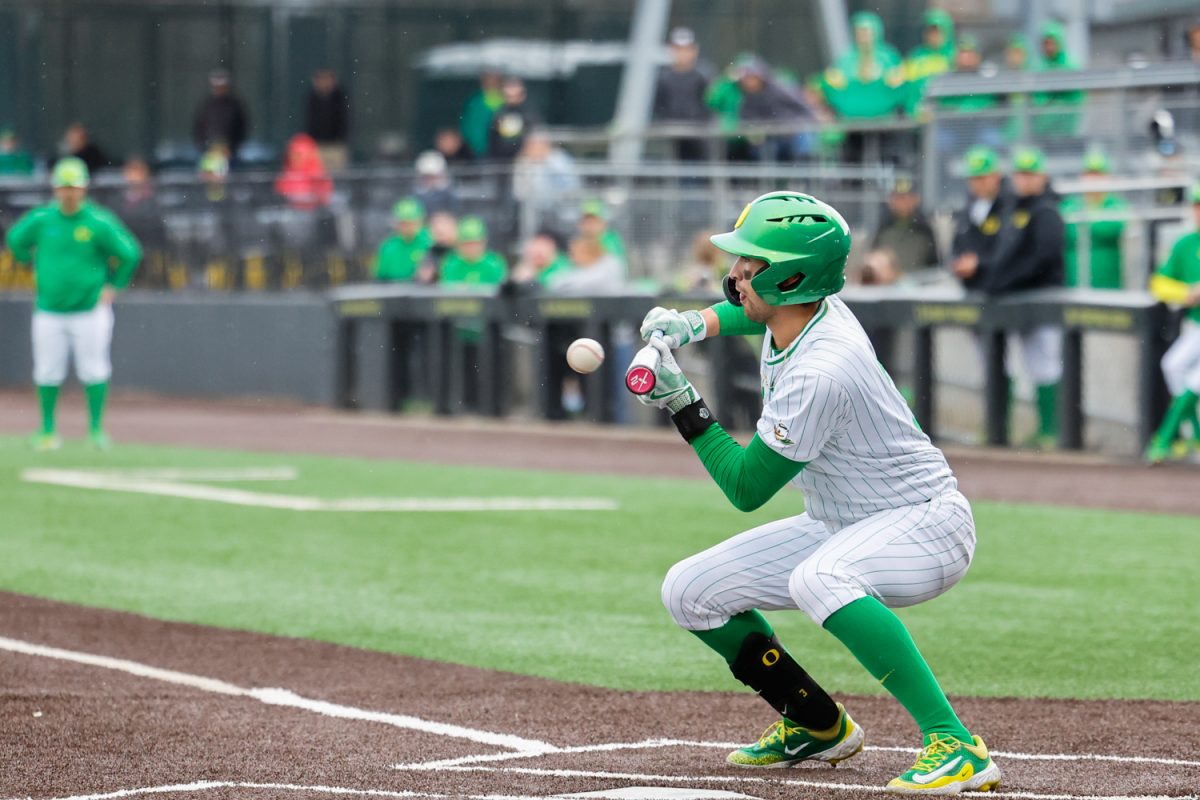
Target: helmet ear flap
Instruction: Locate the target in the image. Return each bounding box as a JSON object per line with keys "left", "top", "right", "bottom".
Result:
{"left": 723, "top": 274, "right": 743, "bottom": 306}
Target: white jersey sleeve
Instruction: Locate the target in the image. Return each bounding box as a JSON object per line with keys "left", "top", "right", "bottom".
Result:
{"left": 757, "top": 369, "right": 849, "bottom": 463}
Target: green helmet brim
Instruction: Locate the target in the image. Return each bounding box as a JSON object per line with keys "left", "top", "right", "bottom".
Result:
{"left": 710, "top": 230, "right": 795, "bottom": 265}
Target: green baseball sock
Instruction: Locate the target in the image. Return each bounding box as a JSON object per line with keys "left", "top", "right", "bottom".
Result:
{"left": 691, "top": 609, "right": 775, "bottom": 663}
{"left": 823, "top": 596, "right": 971, "bottom": 744}
{"left": 1036, "top": 382, "right": 1059, "bottom": 439}
{"left": 1153, "top": 390, "right": 1198, "bottom": 447}
{"left": 37, "top": 385, "right": 59, "bottom": 435}
{"left": 84, "top": 382, "right": 108, "bottom": 434}
{"left": 1186, "top": 402, "right": 1200, "bottom": 441}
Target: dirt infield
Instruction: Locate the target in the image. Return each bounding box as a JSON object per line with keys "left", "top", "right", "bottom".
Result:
{"left": 2, "top": 592, "right": 1198, "bottom": 800}
{"left": 3, "top": 390, "right": 1200, "bottom": 799}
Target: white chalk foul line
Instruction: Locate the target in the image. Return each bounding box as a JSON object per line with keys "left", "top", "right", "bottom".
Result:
{"left": 394, "top": 738, "right": 1200, "bottom": 772}
{"left": 0, "top": 636, "right": 550, "bottom": 754}
{"left": 19, "top": 468, "right": 618, "bottom": 512}
{"left": 0, "top": 781, "right": 554, "bottom": 800}
{"left": 443, "top": 766, "right": 1196, "bottom": 800}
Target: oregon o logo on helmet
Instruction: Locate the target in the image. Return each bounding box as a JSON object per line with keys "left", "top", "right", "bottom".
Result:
{"left": 710, "top": 191, "right": 851, "bottom": 307}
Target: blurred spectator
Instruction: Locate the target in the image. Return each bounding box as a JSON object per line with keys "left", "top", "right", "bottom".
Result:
{"left": 54, "top": 123, "right": 109, "bottom": 174}
{"left": 677, "top": 229, "right": 724, "bottom": 292}
{"left": 275, "top": 134, "right": 333, "bottom": 211}
{"left": 117, "top": 156, "right": 165, "bottom": 266}
{"left": 1061, "top": 152, "right": 1127, "bottom": 289}
{"left": 304, "top": 68, "right": 350, "bottom": 172}
{"left": 193, "top": 69, "right": 249, "bottom": 161}
{"left": 547, "top": 236, "right": 624, "bottom": 293}
{"left": 1187, "top": 19, "right": 1200, "bottom": 64}
{"left": 872, "top": 177, "right": 939, "bottom": 273}
{"left": 904, "top": 9, "right": 956, "bottom": 115}
{"left": 1031, "top": 22, "right": 1083, "bottom": 137}
{"left": 577, "top": 200, "right": 626, "bottom": 265}
{"left": 413, "top": 151, "right": 461, "bottom": 216}
{"left": 939, "top": 36, "right": 997, "bottom": 111}
{"left": 513, "top": 131, "right": 580, "bottom": 230}
{"left": 819, "top": 12, "right": 906, "bottom": 121}
{"left": 0, "top": 127, "right": 34, "bottom": 176}
{"left": 198, "top": 144, "right": 230, "bottom": 202}
{"left": 734, "top": 58, "right": 818, "bottom": 161}
{"left": 375, "top": 197, "right": 432, "bottom": 282}
{"left": 652, "top": 26, "right": 713, "bottom": 161}
{"left": 1144, "top": 184, "right": 1200, "bottom": 463}
{"left": 460, "top": 71, "right": 504, "bottom": 159}
{"left": 488, "top": 77, "right": 538, "bottom": 161}
{"left": 511, "top": 230, "right": 572, "bottom": 286}
{"left": 440, "top": 216, "right": 506, "bottom": 285}
{"left": 1005, "top": 34, "right": 1030, "bottom": 71}
{"left": 434, "top": 127, "right": 473, "bottom": 166}
{"left": 857, "top": 248, "right": 901, "bottom": 285}
{"left": 951, "top": 145, "right": 1010, "bottom": 292}
{"left": 705, "top": 53, "right": 758, "bottom": 160}
{"left": 420, "top": 210, "right": 459, "bottom": 282}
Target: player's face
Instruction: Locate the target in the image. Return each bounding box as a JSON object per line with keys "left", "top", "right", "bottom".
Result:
{"left": 729, "top": 256, "right": 771, "bottom": 323}
{"left": 1012, "top": 171, "right": 1046, "bottom": 198}
{"left": 54, "top": 186, "right": 86, "bottom": 214}
{"left": 967, "top": 173, "right": 1000, "bottom": 200}
{"left": 1192, "top": 203, "right": 1200, "bottom": 228}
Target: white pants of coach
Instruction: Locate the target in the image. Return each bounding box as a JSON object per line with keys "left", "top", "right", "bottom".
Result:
{"left": 662, "top": 490, "right": 976, "bottom": 629}
{"left": 1162, "top": 320, "right": 1200, "bottom": 396}
{"left": 32, "top": 305, "right": 114, "bottom": 386}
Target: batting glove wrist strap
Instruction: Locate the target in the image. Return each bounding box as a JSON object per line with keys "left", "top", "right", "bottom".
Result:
{"left": 670, "top": 397, "right": 717, "bottom": 442}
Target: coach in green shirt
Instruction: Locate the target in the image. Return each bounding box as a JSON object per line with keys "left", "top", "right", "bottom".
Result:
{"left": 440, "top": 216, "right": 507, "bottom": 286}
{"left": 375, "top": 197, "right": 432, "bottom": 282}
{"left": 1061, "top": 152, "right": 1126, "bottom": 289}
{"left": 6, "top": 157, "right": 142, "bottom": 451}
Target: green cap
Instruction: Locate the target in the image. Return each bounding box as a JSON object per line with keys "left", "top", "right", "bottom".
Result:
{"left": 1083, "top": 151, "right": 1109, "bottom": 174}
{"left": 963, "top": 145, "right": 1000, "bottom": 177}
{"left": 1008, "top": 33, "right": 1029, "bottom": 51}
{"left": 458, "top": 215, "right": 487, "bottom": 242}
{"left": 1013, "top": 146, "right": 1045, "bottom": 174}
{"left": 580, "top": 199, "right": 607, "bottom": 219}
{"left": 1191, "top": 184, "right": 1200, "bottom": 205}
{"left": 710, "top": 191, "right": 850, "bottom": 306}
{"left": 958, "top": 33, "right": 980, "bottom": 52}
{"left": 393, "top": 197, "right": 425, "bottom": 221}
{"left": 51, "top": 157, "right": 89, "bottom": 188}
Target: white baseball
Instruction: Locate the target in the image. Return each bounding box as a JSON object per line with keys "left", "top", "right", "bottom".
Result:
{"left": 566, "top": 338, "right": 605, "bottom": 374}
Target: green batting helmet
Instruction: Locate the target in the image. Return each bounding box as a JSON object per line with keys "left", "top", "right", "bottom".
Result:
{"left": 710, "top": 191, "right": 851, "bottom": 306}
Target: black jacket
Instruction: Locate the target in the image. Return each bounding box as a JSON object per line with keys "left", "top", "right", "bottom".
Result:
{"left": 305, "top": 87, "right": 350, "bottom": 143}
{"left": 951, "top": 186, "right": 1014, "bottom": 292}
{"left": 487, "top": 102, "right": 538, "bottom": 161}
{"left": 193, "top": 95, "right": 249, "bottom": 152}
{"left": 652, "top": 65, "right": 712, "bottom": 122}
{"left": 978, "top": 190, "right": 1065, "bottom": 295}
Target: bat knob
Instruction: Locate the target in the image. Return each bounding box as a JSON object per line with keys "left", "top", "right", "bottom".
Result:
{"left": 625, "top": 365, "right": 656, "bottom": 395}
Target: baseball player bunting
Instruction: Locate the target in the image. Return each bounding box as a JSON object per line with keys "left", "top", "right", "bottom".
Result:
{"left": 637, "top": 191, "right": 1001, "bottom": 794}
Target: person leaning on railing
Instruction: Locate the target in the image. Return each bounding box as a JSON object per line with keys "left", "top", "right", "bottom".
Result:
{"left": 374, "top": 198, "right": 432, "bottom": 283}
{"left": 1145, "top": 184, "right": 1200, "bottom": 464}
{"left": 1060, "top": 152, "right": 1126, "bottom": 290}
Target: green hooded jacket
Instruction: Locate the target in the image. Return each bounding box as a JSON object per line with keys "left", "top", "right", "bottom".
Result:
{"left": 821, "top": 12, "right": 907, "bottom": 119}
{"left": 460, "top": 88, "right": 504, "bottom": 158}
{"left": 904, "top": 9, "right": 955, "bottom": 114}
{"left": 1032, "top": 21, "right": 1083, "bottom": 136}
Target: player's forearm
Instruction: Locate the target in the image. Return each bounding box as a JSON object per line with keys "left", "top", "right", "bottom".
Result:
{"left": 690, "top": 425, "right": 805, "bottom": 512}
{"left": 709, "top": 300, "right": 767, "bottom": 337}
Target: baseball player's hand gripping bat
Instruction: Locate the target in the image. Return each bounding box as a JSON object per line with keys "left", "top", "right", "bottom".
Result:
{"left": 625, "top": 331, "right": 663, "bottom": 395}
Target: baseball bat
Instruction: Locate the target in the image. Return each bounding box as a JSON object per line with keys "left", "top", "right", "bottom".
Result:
{"left": 625, "top": 331, "right": 663, "bottom": 395}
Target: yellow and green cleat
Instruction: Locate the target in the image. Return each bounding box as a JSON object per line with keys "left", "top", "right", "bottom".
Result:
{"left": 886, "top": 733, "right": 1002, "bottom": 794}
{"left": 30, "top": 432, "right": 62, "bottom": 452}
{"left": 726, "top": 703, "right": 864, "bottom": 768}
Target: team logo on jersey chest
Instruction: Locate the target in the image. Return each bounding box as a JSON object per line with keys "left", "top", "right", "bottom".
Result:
{"left": 773, "top": 422, "right": 794, "bottom": 445}
{"left": 74, "top": 226, "right": 93, "bottom": 242}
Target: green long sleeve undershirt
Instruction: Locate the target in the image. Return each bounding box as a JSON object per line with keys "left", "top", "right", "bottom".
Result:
{"left": 712, "top": 300, "right": 767, "bottom": 337}
{"left": 690, "top": 424, "right": 806, "bottom": 512}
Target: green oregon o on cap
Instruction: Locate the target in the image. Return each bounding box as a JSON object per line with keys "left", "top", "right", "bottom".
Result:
{"left": 963, "top": 145, "right": 999, "bottom": 177}
{"left": 1083, "top": 151, "right": 1109, "bottom": 174}
{"left": 392, "top": 197, "right": 425, "bottom": 221}
{"left": 51, "top": 157, "right": 90, "bottom": 188}
{"left": 1013, "top": 147, "right": 1046, "bottom": 174}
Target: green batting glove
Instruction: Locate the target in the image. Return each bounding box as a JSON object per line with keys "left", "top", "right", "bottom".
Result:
{"left": 640, "top": 306, "right": 707, "bottom": 349}
{"left": 636, "top": 336, "right": 700, "bottom": 413}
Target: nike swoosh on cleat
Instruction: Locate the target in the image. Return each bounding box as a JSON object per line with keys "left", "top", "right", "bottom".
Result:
{"left": 912, "top": 755, "right": 964, "bottom": 784}
{"left": 784, "top": 742, "right": 811, "bottom": 756}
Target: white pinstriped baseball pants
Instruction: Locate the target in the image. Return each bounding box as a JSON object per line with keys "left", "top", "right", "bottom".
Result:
{"left": 661, "top": 490, "right": 976, "bottom": 629}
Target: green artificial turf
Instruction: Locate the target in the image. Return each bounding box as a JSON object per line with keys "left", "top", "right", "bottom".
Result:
{"left": 1, "top": 435, "right": 1197, "bottom": 701}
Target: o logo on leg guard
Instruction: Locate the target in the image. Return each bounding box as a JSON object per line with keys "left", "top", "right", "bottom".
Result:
{"left": 762, "top": 648, "right": 780, "bottom": 667}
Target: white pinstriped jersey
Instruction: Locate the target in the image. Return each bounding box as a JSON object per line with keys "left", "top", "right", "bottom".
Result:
{"left": 757, "top": 295, "right": 956, "bottom": 527}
